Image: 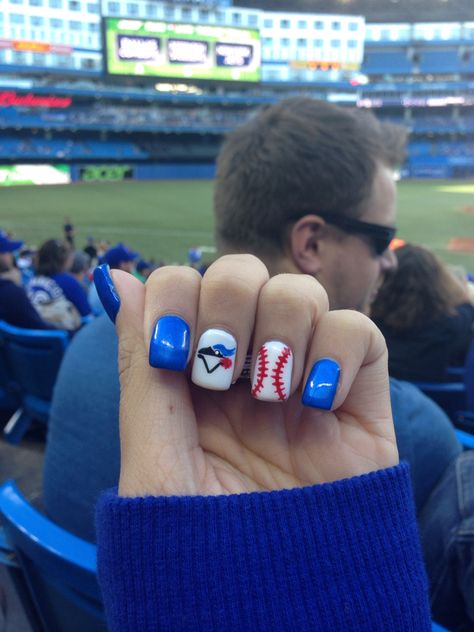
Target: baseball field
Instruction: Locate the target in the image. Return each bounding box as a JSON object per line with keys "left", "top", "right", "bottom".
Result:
{"left": 1, "top": 178, "right": 473, "bottom": 270}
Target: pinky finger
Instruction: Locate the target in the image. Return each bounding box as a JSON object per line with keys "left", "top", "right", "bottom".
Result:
{"left": 301, "top": 310, "right": 389, "bottom": 415}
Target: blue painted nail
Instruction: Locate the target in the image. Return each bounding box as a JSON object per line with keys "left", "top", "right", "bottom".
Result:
{"left": 302, "top": 358, "right": 340, "bottom": 410}
{"left": 149, "top": 315, "right": 190, "bottom": 371}
{"left": 93, "top": 264, "right": 120, "bottom": 323}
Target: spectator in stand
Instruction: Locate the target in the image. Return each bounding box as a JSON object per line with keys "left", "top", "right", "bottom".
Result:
{"left": 371, "top": 243, "right": 474, "bottom": 382}
{"left": 70, "top": 250, "right": 91, "bottom": 292}
{"left": 88, "top": 243, "right": 138, "bottom": 316}
{"left": 133, "top": 259, "right": 153, "bottom": 283}
{"left": 449, "top": 263, "right": 474, "bottom": 305}
{"left": 63, "top": 217, "right": 75, "bottom": 247}
{"left": 0, "top": 230, "right": 51, "bottom": 329}
{"left": 27, "top": 239, "right": 91, "bottom": 331}
{"left": 83, "top": 236, "right": 98, "bottom": 265}
{"left": 16, "top": 247, "right": 35, "bottom": 285}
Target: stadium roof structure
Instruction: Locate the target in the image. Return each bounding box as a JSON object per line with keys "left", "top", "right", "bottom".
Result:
{"left": 234, "top": 0, "right": 474, "bottom": 22}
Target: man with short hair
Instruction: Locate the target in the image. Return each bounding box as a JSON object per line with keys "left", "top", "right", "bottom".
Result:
{"left": 0, "top": 229, "right": 51, "bottom": 329}
{"left": 214, "top": 98, "right": 402, "bottom": 314}
{"left": 43, "top": 99, "right": 464, "bottom": 625}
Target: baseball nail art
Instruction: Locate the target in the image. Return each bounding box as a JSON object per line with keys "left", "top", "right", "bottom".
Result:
{"left": 251, "top": 341, "right": 293, "bottom": 402}
{"left": 192, "top": 328, "right": 237, "bottom": 390}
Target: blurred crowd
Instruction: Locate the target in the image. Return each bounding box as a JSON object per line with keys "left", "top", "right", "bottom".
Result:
{"left": 0, "top": 220, "right": 169, "bottom": 333}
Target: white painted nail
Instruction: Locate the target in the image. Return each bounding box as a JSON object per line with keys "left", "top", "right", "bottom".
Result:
{"left": 192, "top": 328, "right": 237, "bottom": 391}
{"left": 251, "top": 341, "right": 293, "bottom": 402}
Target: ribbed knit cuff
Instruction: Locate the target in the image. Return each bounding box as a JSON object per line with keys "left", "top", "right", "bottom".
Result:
{"left": 96, "top": 463, "right": 431, "bottom": 632}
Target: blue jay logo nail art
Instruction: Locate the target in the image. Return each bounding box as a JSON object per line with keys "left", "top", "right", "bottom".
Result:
{"left": 197, "top": 343, "right": 235, "bottom": 374}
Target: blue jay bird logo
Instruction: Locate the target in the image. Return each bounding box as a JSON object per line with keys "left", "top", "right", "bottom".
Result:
{"left": 197, "top": 343, "right": 235, "bottom": 374}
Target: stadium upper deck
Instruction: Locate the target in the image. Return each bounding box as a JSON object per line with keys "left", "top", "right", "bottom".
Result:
{"left": 0, "top": 0, "right": 473, "bottom": 82}
{"left": 0, "top": 0, "right": 473, "bottom": 177}
{"left": 235, "top": 0, "right": 474, "bottom": 23}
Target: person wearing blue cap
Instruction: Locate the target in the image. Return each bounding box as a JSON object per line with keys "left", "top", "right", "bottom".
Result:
{"left": 103, "top": 243, "right": 138, "bottom": 273}
{"left": 133, "top": 259, "right": 152, "bottom": 283}
{"left": 88, "top": 243, "right": 138, "bottom": 315}
{"left": 0, "top": 230, "right": 52, "bottom": 329}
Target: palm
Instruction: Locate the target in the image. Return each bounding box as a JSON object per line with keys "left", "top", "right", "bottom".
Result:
{"left": 176, "top": 369, "right": 395, "bottom": 495}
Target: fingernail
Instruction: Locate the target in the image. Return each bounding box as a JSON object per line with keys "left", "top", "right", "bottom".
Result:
{"left": 192, "top": 329, "right": 236, "bottom": 390}
{"left": 149, "top": 315, "right": 190, "bottom": 371}
{"left": 251, "top": 341, "right": 293, "bottom": 402}
{"left": 302, "top": 358, "right": 340, "bottom": 410}
{"left": 93, "top": 264, "right": 120, "bottom": 323}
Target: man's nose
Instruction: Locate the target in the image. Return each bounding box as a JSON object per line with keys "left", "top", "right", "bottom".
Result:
{"left": 380, "top": 248, "right": 398, "bottom": 272}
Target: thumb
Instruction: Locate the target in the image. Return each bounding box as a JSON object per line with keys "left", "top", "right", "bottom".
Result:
{"left": 93, "top": 265, "right": 201, "bottom": 497}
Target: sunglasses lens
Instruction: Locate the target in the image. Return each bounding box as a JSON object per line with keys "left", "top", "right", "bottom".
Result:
{"left": 373, "top": 236, "right": 394, "bottom": 256}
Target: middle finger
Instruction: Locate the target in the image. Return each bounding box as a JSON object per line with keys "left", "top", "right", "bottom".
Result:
{"left": 191, "top": 254, "right": 269, "bottom": 390}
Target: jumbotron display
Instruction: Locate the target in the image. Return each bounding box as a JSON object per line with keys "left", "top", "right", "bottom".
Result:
{"left": 104, "top": 18, "right": 261, "bottom": 82}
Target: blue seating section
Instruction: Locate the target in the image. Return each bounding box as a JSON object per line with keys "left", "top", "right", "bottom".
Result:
{"left": 419, "top": 50, "right": 460, "bottom": 74}
{"left": 362, "top": 51, "right": 413, "bottom": 74}
{"left": 409, "top": 141, "right": 474, "bottom": 157}
{"left": 0, "top": 136, "right": 147, "bottom": 160}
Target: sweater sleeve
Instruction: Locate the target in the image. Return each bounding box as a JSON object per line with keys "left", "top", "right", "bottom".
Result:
{"left": 53, "top": 273, "right": 92, "bottom": 316}
{"left": 96, "top": 462, "right": 431, "bottom": 632}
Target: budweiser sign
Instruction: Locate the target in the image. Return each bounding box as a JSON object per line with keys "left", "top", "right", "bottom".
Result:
{"left": 0, "top": 91, "right": 72, "bottom": 108}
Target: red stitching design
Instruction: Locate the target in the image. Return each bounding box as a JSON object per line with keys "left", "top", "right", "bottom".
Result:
{"left": 271, "top": 346, "right": 292, "bottom": 401}
{"left": 251, "top": 345, "right": 269, "bottom": 397}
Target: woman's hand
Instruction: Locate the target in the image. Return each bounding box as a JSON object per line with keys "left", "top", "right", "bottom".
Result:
{"left": 96, "top": 254, "right": 398, "bottom": 498}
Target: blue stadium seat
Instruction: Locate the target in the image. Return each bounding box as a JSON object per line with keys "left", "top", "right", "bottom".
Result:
{"left": 455, "top": 428, "right": 474, "bottom": 449}
{"left": 412, "top": 340, "right": 474, "bottom": 426}
{"left": 0, "top": 479, "right": 106, "bottom": 632}
{"left": 0, "top": 339, "right": 20, "bottom": 411}
{"left": 455, "top": 341, "right": 474, "bottom": 434}
{"left": 0, "top": 321, "right": 69, "bottom": 444}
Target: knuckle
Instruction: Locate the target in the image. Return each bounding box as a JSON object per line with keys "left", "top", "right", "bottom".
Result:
{"left": 337, "top": 310, "right": 387, "bottom": 353}
{"left": 267, "top": 274, "right": 328, "bottom": 307}
{"left": 147, "top": 265, "right": 201, "bottom": 289}
{"left": 262, "top": 274, "right": 329, "bottom": 323}
{"left": 204, "top": 274, "right": 256, "bottom": 306}
{"left": 206, "top": 254, "right": 269, "bottom": 283}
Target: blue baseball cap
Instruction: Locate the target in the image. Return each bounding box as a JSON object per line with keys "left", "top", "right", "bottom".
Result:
{"left": 136, "top": 259, "right": 152, "bottom": 273}
{"left": 0, "top": 230, "right": 23, "bottom": 253}
{"left": 103, "top": 243, "right": 138, "bottom": 269}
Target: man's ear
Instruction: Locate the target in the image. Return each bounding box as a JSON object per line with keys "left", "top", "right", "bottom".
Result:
{"left": 288, "top": 215, "right": 326, "bottom": 275}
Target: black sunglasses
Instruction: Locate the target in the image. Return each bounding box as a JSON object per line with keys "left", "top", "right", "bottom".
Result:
{"left": 313, "top": 212, "right": 397, "bottom": 256}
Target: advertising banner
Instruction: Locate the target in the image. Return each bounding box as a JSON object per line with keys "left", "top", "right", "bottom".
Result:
{"left": 79, "top": 165, "right": 134, "bottom": 181}
{"left": 0, "top": 164, "right": 70, "bottom": 186}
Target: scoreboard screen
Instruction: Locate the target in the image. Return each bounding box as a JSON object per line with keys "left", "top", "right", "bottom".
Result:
{"left": 104, "top": 18, "right": 261, "bottom": 83}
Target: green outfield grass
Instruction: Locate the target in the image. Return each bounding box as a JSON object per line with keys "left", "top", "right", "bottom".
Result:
{"left": 1, "top": 179, "right": 473, "bottom": 270}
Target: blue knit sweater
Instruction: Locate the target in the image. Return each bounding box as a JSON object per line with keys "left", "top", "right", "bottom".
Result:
{"left": 96, "top": 463, "right": 431, "bottom": 631}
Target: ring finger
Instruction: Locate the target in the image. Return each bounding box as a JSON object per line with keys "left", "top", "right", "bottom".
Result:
{"left": 251, "top": 274, "right": 329, "bottom": 402}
